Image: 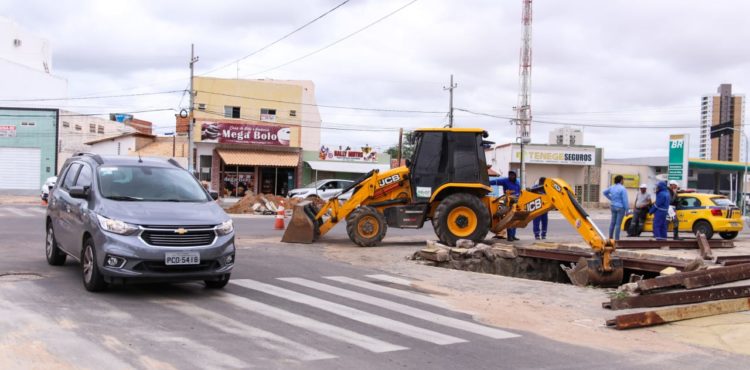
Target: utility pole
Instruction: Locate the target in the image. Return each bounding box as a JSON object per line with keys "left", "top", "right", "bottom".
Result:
{"left": 397, "top": 128, "right": 404, "bottom": 165}
{"left": 513, "top": 0, "right": 533, "bottom": 188}
{"left": 187, "top": 44, "right": 199, "bottom": 174}
{"left": 443, "top": 75, "right": 457, "bottom": 128}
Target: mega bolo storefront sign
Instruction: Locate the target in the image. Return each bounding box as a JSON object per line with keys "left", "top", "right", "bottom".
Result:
{"left": 199, "top": 121, "right": 291, "bottom": 146}
{"left": 511, "top": 145, "right": 596, "bottom": 165}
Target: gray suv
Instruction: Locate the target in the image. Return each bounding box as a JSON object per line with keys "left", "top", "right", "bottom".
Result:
{"left": 45, "top": 153, "right": 235, "bottom": 292}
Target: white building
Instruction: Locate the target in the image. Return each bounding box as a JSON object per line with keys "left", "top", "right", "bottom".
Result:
{"left": 57, "top": 111, "right": 136, "bottom": 169}
{"left": 548, "top": 126, "right": 583, "bottom": 146}
{"left": 699, "top": 84, "right": 746, "bottom": 161}
{"left": 0, "top": 17, "right": 67, "bottom": 103}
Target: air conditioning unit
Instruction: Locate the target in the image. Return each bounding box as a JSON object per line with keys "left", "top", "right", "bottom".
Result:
{"left": 13, "top": 39, "right": 22, "bottom": 47}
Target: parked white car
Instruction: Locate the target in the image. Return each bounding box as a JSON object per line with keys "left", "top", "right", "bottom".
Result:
{"left": 289, "top": 179, "right": 354, "bottom": 200}
{"left": 41, "top": 176, "right": 57, "bottom": 201}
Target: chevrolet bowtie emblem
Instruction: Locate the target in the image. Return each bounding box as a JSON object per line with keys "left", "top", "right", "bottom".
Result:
{"left": 174, "top": 228, "right": 188, "bottom": 235}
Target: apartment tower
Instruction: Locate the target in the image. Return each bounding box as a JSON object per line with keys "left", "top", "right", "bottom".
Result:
{"left": 699, "top": 84, "right": 746, "bottom": 161}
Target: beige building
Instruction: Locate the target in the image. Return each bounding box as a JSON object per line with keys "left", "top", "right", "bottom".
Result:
{"left": 192, "top": 77, "right": 322, "bottom": 197}
{"left": 699, "top": 84, "right": 746, "bottom": 162}
{"left": 58, "top": 110, "right": 136, "bottom": 169}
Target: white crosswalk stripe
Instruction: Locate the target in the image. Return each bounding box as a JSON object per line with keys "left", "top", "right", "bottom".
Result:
{"left": 231, "top": 279, "right": 467, "bottom": 345}
{"left": 282, "top": 278, "right": 519, "bottom": 340}
{"left": 0, "top": 207, "right": 45, "bottom": 218}
{"left": 328, "top": 276, "right": 452, "bottom": 309}
{"left": 153, "top": 298, "right": 337, "bottom": 361}
{"left": 215, "top": 291, "right": 407, "bottom": 353}
{"left": 365, "top": 274, "right": 413, "bottom": 286}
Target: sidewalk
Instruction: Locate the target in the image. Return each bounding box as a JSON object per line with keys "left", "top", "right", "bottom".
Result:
{"left": 0, "top": 195, "right": 40, "bottom": 205}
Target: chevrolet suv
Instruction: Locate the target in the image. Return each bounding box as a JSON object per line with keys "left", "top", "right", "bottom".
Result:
{"left": 45, "top": 153, "right": 235, "bottom": 292}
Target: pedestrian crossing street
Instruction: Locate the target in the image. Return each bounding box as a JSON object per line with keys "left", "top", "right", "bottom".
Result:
{"left": 0, "top": 205, "right": 46, "bottom": 218}
{"left": 0, "top": 274, "right": 520, "bottom": 367}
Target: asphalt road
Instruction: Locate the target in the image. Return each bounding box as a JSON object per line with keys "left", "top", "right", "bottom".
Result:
{"left": 0, "top": 205, "right": 744, "bottom": 369}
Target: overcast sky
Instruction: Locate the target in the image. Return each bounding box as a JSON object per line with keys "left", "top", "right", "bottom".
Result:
{"left": 2, "top": 0, "right": 749, "bottom": 158}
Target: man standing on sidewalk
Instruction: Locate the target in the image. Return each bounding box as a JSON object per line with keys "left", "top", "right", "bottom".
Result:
{"left": 603, "top": 175, "right": 629, "bottom": 241}
{"left": 631, "top": 183, "right": 652, "bottom": 235}
{"left": 532, "top": 177, "right": 548, "bottom": 240}
{"left": 668, "top": 180, "right": 682, "bottom": 240}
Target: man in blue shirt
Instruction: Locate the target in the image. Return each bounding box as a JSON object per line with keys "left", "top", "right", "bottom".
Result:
{"left": 490, "top": 171, "right": 521, "bottom": 241}
{"left": 603, "top": 175, "right": 629, "bottom": 241}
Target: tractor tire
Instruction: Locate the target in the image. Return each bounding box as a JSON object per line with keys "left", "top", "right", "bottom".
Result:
{"left": 623, "top": 219, "right": 642, "bottom": 237}
{"left": 346, "top": 206, "right": 388, "bottom": 247}
{"left": 693, "top": 220, "right": 714, "bottom": 240}
{"left": 719, "top": 231, "right": 739, "bottom": 240}
{"left": 433, "top": 193, "right": 490, "bottom": 246}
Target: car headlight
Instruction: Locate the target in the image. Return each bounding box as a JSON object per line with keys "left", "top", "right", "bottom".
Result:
{"left": 216, "top": 219, "right": 234, "bottom": 236}
{"left": 96, "top": 214, "right": 139, "bottom": 235}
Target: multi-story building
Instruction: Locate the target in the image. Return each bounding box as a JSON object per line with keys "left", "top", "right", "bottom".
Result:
{"left": 699, "top": 84, "right": 746, "bottom": 161}
{"left": 548, "top": 126, "right": 583, "bottom": 146}
{"left": 192, "top": 77, "right": 322, "bottom": 197}
{"left": 57, "top": 111, "right": 136, "bottom": 169}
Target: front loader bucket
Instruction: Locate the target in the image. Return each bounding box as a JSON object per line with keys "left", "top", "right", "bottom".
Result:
{"left": 281, "top": 201, "right": 319, "bottom": 244}
{"left": 563, "top": 257, "right": 624, "bottom": 288}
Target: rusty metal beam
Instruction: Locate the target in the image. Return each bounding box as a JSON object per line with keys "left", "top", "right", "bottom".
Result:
{"left": 716, "top": 255, "right": 750, "bottom": 266}
{"left": 637, "top": 263, "right": 750, "bottom": 292}
{"left": 606, "top": 298, "right": 750, "bottom": 330}
{"left": 604, "top": 285, "right": 750, "bottom": 310}
{"left": 697, "top": 233, "right": 713, "bottom": 260}
{"left": 684, "top": 264, "right": 750, "bottom": 289}
{"left": 515, "top": 247, "right": 687, "bottom": 273}
{"left": 615, "top": 239, "right": 734, "bottom": 250}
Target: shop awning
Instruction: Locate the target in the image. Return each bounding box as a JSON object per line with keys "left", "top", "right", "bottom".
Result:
{"left": 217, "top": 149, "right": 299, "bottom": 167}
{"left": 305, "top": 160, "right": 391, "bottom": 173}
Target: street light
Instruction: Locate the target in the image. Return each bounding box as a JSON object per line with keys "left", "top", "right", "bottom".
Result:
{"left": 714, "top": 126, "right": 748, "bottom": 214}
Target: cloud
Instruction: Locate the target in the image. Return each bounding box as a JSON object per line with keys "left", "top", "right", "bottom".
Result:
{"left": 1, "top": 0, "right": 748, "bottom": 159}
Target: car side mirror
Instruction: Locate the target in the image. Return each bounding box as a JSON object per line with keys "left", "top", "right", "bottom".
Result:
{"left": 69, "top": 186, "right": 89, "bottom": 199}
{"left": 210, "top": 191, "right": 219, "bottom": 200}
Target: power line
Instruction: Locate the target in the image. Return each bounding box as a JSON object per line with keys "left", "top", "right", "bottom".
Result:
{"left": 243, "top": 0, "right": 419, "bottom": 77}
{"left": 198, "top": 108, "right": 400, "bottom": 132}
{"left": 0, "top": 108, "right": 175, "bottom": 118}
{"left": 454, "top": 108, "right": 700, "bottom": 129}
{"left": 0, "top": 90, "right": 184, "bottom": 103}
{"left": 196, "top": 90, "right": 444, "bottom": 114}
{"left": 198, "top": 0, "right": 352, "bottom": 77}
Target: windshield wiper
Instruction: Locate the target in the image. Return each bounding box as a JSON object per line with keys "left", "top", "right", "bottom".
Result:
{"left": 105, "top": 195, "right": 143, "bottom": 201}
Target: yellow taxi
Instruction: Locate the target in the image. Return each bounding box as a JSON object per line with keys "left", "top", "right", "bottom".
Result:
{"left": 621, "top": 192, "right": 743, "bottom": 240}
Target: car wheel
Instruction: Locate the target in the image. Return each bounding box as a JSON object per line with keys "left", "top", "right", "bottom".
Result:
{"left": 719, "top": 231, "right": 739, "bottom": 240}
{"left": 45, "top": 225, "right": 67, "bottom": 266}
{"left": 82, "top": 239, "right": 108, "bottom": 292}
{"left": 692, "top": 220, "right": 714, "bottom": 240}
{"left": 205, "top": 274, "right": 231, "bottom": 289}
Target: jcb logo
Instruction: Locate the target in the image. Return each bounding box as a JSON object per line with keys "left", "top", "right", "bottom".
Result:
{"left": 378, "top": 174, "right": 401, "bottom": 188}
{"left": 526, "top": 198, "right": 543, "bottom": 212}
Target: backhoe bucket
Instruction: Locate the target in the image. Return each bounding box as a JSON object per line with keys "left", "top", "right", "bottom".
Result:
{"left": 281, "top": 201, "right": 319, "bottom": 244}
{"left": 563, "top": 257, "right": 624, "bottom": 288}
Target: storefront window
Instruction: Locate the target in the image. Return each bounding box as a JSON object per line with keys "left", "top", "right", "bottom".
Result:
{"left": 260, "top": 167, "right": 295, "bottom": 196}
{"left": 222, "top": 165, "right": 255, "bottom": 197}
{"left": 199, "top": 155, "right": 212, "bottom": 182}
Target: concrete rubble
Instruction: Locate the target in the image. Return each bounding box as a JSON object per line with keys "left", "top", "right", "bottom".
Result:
{"left": 225, "top": 193, "right": 325, "bottom": 215}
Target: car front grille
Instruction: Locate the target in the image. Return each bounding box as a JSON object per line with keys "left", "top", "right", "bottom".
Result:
{"left": 133, "top": 260, "right": 219, "bottom": 273}
{"left": 140, "top": 227, "right": 217, "bottom": 247}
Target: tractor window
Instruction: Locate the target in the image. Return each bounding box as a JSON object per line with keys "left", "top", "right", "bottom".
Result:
{"left": 451, "top": 133, "right": 480, "bottom": 182}
{"left": 414, "top": 132, "right": 443, "bottom": 175}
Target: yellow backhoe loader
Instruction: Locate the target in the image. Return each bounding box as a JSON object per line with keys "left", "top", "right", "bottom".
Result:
{"left": 282, "top": 128, "right": 622, "bottom": 286}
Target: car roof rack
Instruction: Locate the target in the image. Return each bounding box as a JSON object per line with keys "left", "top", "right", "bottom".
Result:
{"left": 72, "top": 152, "right": 104, "bottom": 165}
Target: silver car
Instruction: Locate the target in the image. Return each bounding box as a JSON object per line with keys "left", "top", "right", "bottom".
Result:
{"left": 45, "top": 153, "right": 235, "bottom": 292}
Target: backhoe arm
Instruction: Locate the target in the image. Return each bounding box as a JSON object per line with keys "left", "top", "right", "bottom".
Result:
{"left": 491, "top": 178, "right": 623, "bottom": 286}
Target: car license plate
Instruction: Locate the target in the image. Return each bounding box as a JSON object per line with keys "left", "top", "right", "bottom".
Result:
{"left": 165, "top": 252, "right": 200, "bottom": 265}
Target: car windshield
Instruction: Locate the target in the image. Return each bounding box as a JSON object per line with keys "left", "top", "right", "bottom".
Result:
{"left": 711, "top": 197, "right": 735, "bottom": 207}
{"left": 98, "top": 166, "right": 209, "bottom": 202}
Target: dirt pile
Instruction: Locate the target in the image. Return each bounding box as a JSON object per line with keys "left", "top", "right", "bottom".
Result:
{"left": 225, "top": 194, "right": 325, "bottom": 214}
